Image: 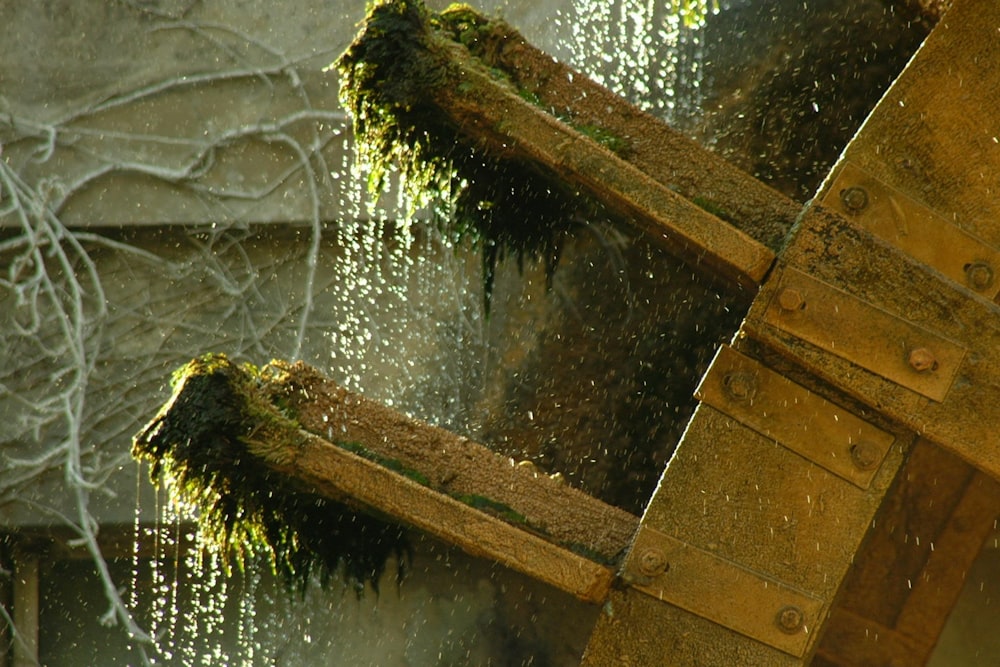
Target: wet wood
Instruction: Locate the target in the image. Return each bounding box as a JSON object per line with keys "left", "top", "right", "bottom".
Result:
{"left": 743, "top": 205, "right": 1000, "bottom": 481}
{"left": 431, "top": 58, "right": 776, "bottom": 286}
{"left": 270, "top": 428, "right": 614, "bottom": 602}
{"left": 582, "top": 399, "right": 912, "bottom": 664}
{"left": 269, "top": 360, "right": 638, "bottom": 562}
{"left": 815, "top": 0, "right": 999, "bottom": 253}
{"left": 471, "top": 18, "right": 801, "bottom": 252}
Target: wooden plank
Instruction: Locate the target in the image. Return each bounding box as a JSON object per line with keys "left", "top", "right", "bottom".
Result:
{"left": 812, "top": 609, "right": 927, "bottom": 667}
{"left": 268, "top": 360, "right": 638, "bottom": 562}
{"left": 696, "top": 345, "right": 896, "bottom": 489}
{"left": 475, "top": 20, "right": 801, "bottom": 252}
{"left": 433, "top": 62, "right": 776, "bottom": 286}
{"left": 269, "top": 428, "right": 614, "bottom": 603}
{"left": 341, "top": 4, "right": 777, "bottom": 287}
{"left": 894, "top": 468, "right": 1000, "bottom": 647}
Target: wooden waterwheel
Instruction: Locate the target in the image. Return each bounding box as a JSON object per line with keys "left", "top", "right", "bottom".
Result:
{"left": 134, "top": 0, "right": 1000, "bottom": 663}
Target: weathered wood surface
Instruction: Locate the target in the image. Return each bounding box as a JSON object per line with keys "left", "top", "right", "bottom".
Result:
{"left": 269, "top": 360, "right": 639, "bottom": 562}
{"left": 429, "top": 50, "right": 776, "bottom": 286}
{"left": 467, "top": 18, "right": 801, "bottom": 252}
{"left": 271, "top": 427, "right": 615, "bottom": 602}
{"left": 816, "top": 0, "right": 999, "bottom": 254}
{"left": 743, "top": 205, "right": 1000, "bottom": 481}
{"left": 582, "top": 357, "right": 913, "bottom": 664}
{"left": 584, "top": 0, "right": 1000, "bottom": 663}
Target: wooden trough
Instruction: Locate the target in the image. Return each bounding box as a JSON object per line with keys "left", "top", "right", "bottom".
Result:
{"left": 134, "top": 0, "right": 1000, "bottom": 663}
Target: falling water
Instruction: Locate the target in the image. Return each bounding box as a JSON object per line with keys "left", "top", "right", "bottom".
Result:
{"left": 121, "top": 1, "right": 713, "bottom": 664}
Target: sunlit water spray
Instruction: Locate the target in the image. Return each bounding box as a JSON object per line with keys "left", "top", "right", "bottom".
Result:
{"left": 125, "top": 1, "right": 714, "bottom": 663}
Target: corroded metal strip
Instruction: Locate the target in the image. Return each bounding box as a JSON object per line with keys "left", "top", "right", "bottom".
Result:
{"left": 696, "top": 346, "right": 894, "bottom": 489}
{"left": 622, "top": 526, "right": 826, "bottom": 657}
{"left": 823, "top": 162, "right": 1000, "bottom": 299}
{"left": 762, "top": 267, "right": 966, "bottom": 402}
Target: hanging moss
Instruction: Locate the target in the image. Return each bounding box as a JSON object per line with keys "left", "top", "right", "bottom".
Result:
{"left": 336, "top": 0, "right": 614, "bottom": 307}
{"left": 132, "top": 353, "right": 408, "bottom": 593}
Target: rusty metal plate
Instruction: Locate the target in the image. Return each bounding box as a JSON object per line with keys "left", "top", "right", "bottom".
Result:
{"left": 823, "top": 162, "right": 1000, "bottom": 299}
{"left": 623, "top": 526, "right": 826, "bottom": 657}
{"left": 696, "top": 346, "right": 895, "bottom": 489}
{"left": 762, "top": 268, "right": 966, "bottom": 402}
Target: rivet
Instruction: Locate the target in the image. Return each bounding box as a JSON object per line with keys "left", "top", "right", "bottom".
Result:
{"left": 965, "top": 261, "right": 994, "bottom": 292}
{"left": 850, "top": 442, "right": 880, "bottom": 471}
{"left": 908, "top": 347, "right": 938, "bottom": 373}
{"left": 776, "top": 605, "right": 805, "bottom": 634}
{"left": 840, "top": 187, "right": 869, "bottom": 212}
{"left": 777, "top": 287, "right": 805, "bottom": 312}
{"left": 637, "top": 548, "right": 669, "bottom": 577}
{"left": 722, "top": 371, "right": 757, "bottom": 402}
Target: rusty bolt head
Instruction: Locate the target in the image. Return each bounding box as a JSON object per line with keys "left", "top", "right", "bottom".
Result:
{"left": 840, "top": 187, "right": 869, "bottom": 212}
{"left": 908, "top": 347, "right": 938, "bottom": 373}
{"left": 965, "top": 261, "right": 995, "bottom": 292}
{"left": 850, "top": 442, "right": 881, "bottom": 471}
{"left": 637, "top": 548, "right": 669, "bottom": 577}
{"left": 776, "top": 605, "right": 805, "bottom": 634}
{"left": 777, "top": 287, "right": 805, "bottom": 312}
{"left": 722, "top": 371, "right": 757, "bottom": 402}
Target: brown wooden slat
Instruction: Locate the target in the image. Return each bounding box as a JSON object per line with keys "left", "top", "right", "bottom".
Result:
{"left": 432, "top": 61, "right": 776, "bottom": 286}
{"left": 813, "top": 439, "right": 1000, "bottom": 666}
{"left": 582, "top": 391, "right": 912, "bottom": 664}
{"left": 269, "top": 428, "right": 614, "bottom": 603}
{"left": 743, "top": 206, "right": 1000, "bottom": 481}
{"left": 480, "top": 22, "right": 801, "bottom": 252}
{"left": 268, "top": 360, "right": 638, "bottom": 563}
{"left": 815, "top": 0, "right": 1000, "bottom": 252}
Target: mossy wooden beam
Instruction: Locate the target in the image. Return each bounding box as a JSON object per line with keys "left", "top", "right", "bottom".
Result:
{"left": 453, "top": 8, "right": 801, "bottom": 253}
{"left": 263, "top": 359, "right": 639, "bottom": 560}
{"left": 133, "top": 354, "right": 630, "bottom": 599}
{"left": 272, "top": 427, "right": 614, "bottom": 602}
{"left": 337, "top": 0, "right": 779, "bottom": 289}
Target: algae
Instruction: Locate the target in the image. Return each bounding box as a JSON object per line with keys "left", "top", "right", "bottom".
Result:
{"left": 132, "top": 354, "right": 408, "bottom": 593}
{"left": 337, "top": 0, "right": 603, "bottom": 306}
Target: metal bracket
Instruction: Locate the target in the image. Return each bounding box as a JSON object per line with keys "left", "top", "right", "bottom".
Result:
{"left": 696, "top": 346, "right": 895, "bottom": 489}
{"left": 762, "top": 267, "right": 967, "bottom": 402}
{"left": 622, "top": 526, "right": 826, "bottom": 657}
{"left": 824, "top": 162, "right": 1000, "bottom": 299}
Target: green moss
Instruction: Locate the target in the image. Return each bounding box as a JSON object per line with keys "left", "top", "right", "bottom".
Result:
{"left": 572, "top": 123, "right": 631, "bottom": 158}
{"left": 132, "top": 354, "right": 407, "bottom": 593}
{"left": 337, "top": 441, "right": 432, "bottom": 487}
{"left": 691, "top": 195, "right": 734, "bottom": 223}
{"left": 337, "top": 0, "right": 591, "bottom": 309}
{"left": 452, "top": 493, "right": 528, "bottom": 525}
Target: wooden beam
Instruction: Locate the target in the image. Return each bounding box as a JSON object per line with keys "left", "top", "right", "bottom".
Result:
{"left": 268, "top": 428, "right": 614, "bottom": 602}
{"left": 267, "top": 359, "right": 639, "bottom": 563}
{"left": 582, "top": 354, "right": 913, "bottom": 664}
{"left": 11, "top": 550, "right": 38, "bottom": 667}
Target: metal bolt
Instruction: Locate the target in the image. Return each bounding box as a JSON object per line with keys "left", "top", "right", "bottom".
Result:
{"left": 637, "top": 548, "right": 669, "bottom": 577}
{"left": 722, "top": 371, "right": 757, "bottom": 402}
{"left": 965, "top": 261, "right": 995, "bottom": 292}
{"left": 850, "top": 442, "right": 880, "bottom": 471}
{"left": 908, "top": 347, "right": 938, "bottom": 373}
{"left": 840, "top": 186, "right": 869, "bottom": 213}
{"left": 777, "top": 287, "right": 805, "bottom": 312}
{"left": 776, "top": 605, "right": 805, "bottom": 634}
